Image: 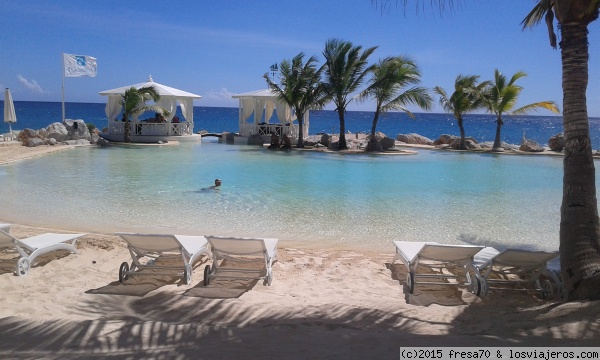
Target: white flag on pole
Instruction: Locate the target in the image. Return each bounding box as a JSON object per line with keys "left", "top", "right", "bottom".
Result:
{"left": 63, "top": 53, "right": 97, "bottom": 77}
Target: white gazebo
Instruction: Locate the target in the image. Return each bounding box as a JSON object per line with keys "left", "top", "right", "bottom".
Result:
{"left": 99, "top": 76, "right": 202, "bottom": 142}
{"left": 232, "top": 89, "right": 308, "bottom": 141}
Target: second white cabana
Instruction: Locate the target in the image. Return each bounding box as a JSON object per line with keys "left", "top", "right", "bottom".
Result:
{"left": 98, "top": 76, "right": 202, "bottom": 142}
{"left": 232, "top": 89, "right": 308, "bottom": 139}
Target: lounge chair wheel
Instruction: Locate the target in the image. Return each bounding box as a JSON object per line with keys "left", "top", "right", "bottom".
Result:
{"left": 406, "top": 272, "right": 415, "bottom": 293}
{"left": 119, "top": 262, "right": 130, "bottom": 282}
{"left": 183, "top": 264, "right": 192, "bottom": 285}
{"left": 203, "top": 264, "right": 211, "bottom": 286}
{"left": 16, "top": 257, "right": 30, "bottom": 276}
{"left": 471, "top": 273, "right": 482, "bottom": 296}
{"left": 541, "top": 279, "right": 554, "bottom": 299}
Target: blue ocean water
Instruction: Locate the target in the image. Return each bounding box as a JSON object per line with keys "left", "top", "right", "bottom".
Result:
{"left": 4, "top": 101, "right": 600, "bottom": 147}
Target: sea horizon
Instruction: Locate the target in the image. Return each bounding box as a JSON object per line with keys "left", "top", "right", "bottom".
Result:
{"left": 3, "top": 100, "right": 596, "bottom": 148}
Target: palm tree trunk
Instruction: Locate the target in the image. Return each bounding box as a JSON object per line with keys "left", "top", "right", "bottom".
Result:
{"left": 296, "top": 112, "right": 304, "bottom": 148}
{"left": 338, "top": 111, "right": 347, "bottom": 150}
{"left": 559, "top": 21, "right": 600, "bottom": 300}
{"left": 366, "top": 109, "right": 382, "bottom": 152}
{"left": 457, "top": 117, "right": 466, "bottom": 150}
{"left": 492, "top": 117, "right": 504, "bottom": 151}
{"left": 124, "top": 116, "right": 131, "bottom": 143}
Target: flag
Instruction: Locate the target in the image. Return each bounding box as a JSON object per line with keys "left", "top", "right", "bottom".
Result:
{"left": 63, "top": 53, "right": 97, "bottom": 77}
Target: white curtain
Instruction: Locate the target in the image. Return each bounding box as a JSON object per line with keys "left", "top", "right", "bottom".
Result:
{"left": 255, "top": 99, "right": 266, "bottom": 123}
{"left": 105, "top": 95, "right": 122, "bottom": 121}
{"left": 179, "top": 98, "right": 194, "bottom": 122}
{"left": 158, "top": 97, "right": 177, "bottom": 121}
{"left": 275, "top": 101, "right": 293, "bottom": 124}
{"left": 265, "top": 100, "right": 275, "bottom": 123}
{"left": 241, "top": 98, "right": 254, "bottom": 123}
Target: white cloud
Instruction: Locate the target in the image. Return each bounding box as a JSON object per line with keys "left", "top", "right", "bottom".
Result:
{"left": 205, "top": 88, "right": 236, "bottom": 101}
{"left": 17, "top": 75, "right": 46, "bottom": 94}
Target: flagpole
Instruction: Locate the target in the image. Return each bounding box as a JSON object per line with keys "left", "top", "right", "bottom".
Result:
{"left": 61, "top": 53, "right": 65, "bottom": 123}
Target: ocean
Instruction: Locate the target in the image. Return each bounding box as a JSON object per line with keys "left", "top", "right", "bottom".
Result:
{"left": 0, "top": 101, "right": 599, "bottom": 252}
{"left": 5, "top": 101, "right": 600, "bottom": 147}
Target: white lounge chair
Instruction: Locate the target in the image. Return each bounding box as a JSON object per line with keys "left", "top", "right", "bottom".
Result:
{"left": 116, "top": 232, "right": 213, "bottom": 285}
{"left": 0, "top": 228, "right": 85, "bottom": 276}
{"left": 472, "top": 247, "right": 561, "bottom": 299}
{"left": 392, "top": 241, "right": 485, "bottom": 295}
{"left": 203, "top": 236, "right": 279, "bottom": 286}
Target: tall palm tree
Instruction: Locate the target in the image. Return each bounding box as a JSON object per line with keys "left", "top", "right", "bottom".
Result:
{"left": 523, "top": 1, "right": 600, "bottom": 300}
{"left": 434, "top": 75, "right": 488, "bottom": 150}
{"left": 358, "top": 56, "right": 432, "bottom": 152}
{"left": 120, "top": 86, "right": 167, "bottom": 143}
{"left": 482, "top": 69, "right": 559, "bottom": 152}
{"left": 323, "top": 38, "right": 377, "bottom": 150}
{"left": 264, "top": 53, "right": 329, "bottom": 148}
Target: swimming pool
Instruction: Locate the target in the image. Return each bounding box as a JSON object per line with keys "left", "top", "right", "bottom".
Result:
{"left": 0, "top": 141, "right": 577, "bottom": 251}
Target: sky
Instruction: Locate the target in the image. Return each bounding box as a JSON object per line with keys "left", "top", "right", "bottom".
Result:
{"left": 1, "top": 0, "right": 600, "bottom": 116}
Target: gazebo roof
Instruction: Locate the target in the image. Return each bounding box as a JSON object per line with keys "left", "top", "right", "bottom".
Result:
{"left": 231, "top": 89, "right": 278, "bottom": 99}
{"left": 99, "top": 76, "right": 201, "bottom": 99}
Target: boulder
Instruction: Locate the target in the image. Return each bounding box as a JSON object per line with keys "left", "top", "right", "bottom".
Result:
{"left": 224, "top": 132, "right": 235, "bottom": 144}
{"left": 25, "top": 138, "right": 45, "bottom": 147}
{"left": 548, "top": 133, "right": 565, "bottom": 152}
{"left": 380, "top": 136, "right": 396, "bottom": 150}
{"left": 320, "top": 134, "right": 332, "bottom": 147}
{"left": 433, "top": 134, "right": 458, "bottom": 145}
{"left": 47, "top": 138, "right": 58, "bottom": 146}
{"left": 396, "top": 133, "right": 434, "bottom": 145}
{"left": 64, "top": 119, "right": 91, "bottom": 141}
{"left": 18, "top": 128, "right": 41, "bottom": 143}
{"left": 46, "top": 122, "right": 69, "bottom": 142}
{"left": 450, "top": 138, "right": 480, "bottom": 150}
{"left": 520, "top": 138, "right": 545, "bottom": 152}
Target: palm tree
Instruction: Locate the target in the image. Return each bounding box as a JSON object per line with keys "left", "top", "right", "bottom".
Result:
{"left": 120, "top": 86, "right": 167, "bottom": 143}
{"left": 523, "top": 1, "right": 600, "bottom": 300}
{"left": 323, "top": 38, "right": 377, "bottom": 150}
{"left": 357, "top": 56, "right": 433, "bottom": 152}
{"left": 434, "top": 75, "right": 488, "bottom": 150}
{"left": 264, "top": 53, "right": 329, "bottom": 148}
{"left": 482, "top": 69, "right": 559, "bottom": 152}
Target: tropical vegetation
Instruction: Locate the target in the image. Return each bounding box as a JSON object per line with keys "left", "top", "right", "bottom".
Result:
{"left": 120, "top": 86, "right": 168, "bottom": 143}
{"left": 264, "top": 53, "right": 329, "bottom": 148}
{"left": 358, "top": 56, "right": 432, "bottom": 151}
{"left": 481, "top": 69, "right": 559, "bottom": 152}
{"left": 322, "top": 38, "right": 377, "bottom": 150}
{"left": 434, "top": 75, "right": 488, "bottom": 150}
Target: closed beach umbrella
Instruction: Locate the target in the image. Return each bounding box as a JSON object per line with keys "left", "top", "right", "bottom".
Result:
{"left": 4, "top": 88, "right": 17, "bottom": 134}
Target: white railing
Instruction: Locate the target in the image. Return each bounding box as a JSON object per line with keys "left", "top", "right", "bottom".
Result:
{"left": 239, "top": 124, "right": 299, "bottom": 138}
{"left": 108, "top": 121, "right": 193, "bottom": 136}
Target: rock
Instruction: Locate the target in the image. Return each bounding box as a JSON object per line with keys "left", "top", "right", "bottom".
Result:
{"left": 380, "top": 136, "right": 396, "bottom": 150}
{"left": 64, "top": 119, "right": 91, "bottom": 141}
{"left": 47, "top": 138, "right": 58, "bottom": 146}
{"left": 548, "top": 133, "right": 565, "bottom": 152}
{"left": 25, "top": 138, "right": 45, "bottom": 147}
{"left": 224, "top": 132, "right": 235, "bottom": 144}
{"left": 520, "top": 138, "right": 545, "bottom": 152}
{"left": 46, "top": 122, "right": 70, "bottom": 142}
{"left": 320, "top": 134, "right": 332, "bottom": 147}
{"left": 396, "top": 133, "right": 434, "bottom": 145}
{"left": 18, "top": 128, "right": 41, "bottom": 144}
{"left": 450, "top": 138, "right": 480, "bottom": 150}
{"left": 433, "top": 134, "right": 458, "bottom": 145}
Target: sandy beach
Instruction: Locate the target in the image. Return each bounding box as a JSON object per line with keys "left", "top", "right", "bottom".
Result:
{"left": 1, "top": 142, "right": 599, "bottom": 359}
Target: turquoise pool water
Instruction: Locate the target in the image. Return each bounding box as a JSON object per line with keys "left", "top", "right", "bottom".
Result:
{"left": 0, "top": 141, "right": 577, "bottom": 251}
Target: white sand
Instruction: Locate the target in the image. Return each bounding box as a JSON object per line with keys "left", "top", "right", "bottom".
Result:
{"left": 1, "top": 142, "right": 599, "bottom": 359}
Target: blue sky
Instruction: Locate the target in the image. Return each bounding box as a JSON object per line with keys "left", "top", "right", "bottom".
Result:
{"left": 1, "top": 1, "right": 600, "bottom": 116}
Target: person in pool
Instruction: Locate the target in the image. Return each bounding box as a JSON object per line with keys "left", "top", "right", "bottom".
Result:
{"left": 200, "top": 178, "right": 222, "bottom": 191}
